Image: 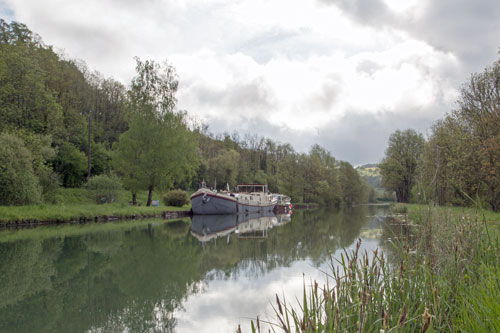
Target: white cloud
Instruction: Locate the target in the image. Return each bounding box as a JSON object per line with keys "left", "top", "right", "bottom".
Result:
{"left": 2, "top": 0, "right": 495, "bottom": 164}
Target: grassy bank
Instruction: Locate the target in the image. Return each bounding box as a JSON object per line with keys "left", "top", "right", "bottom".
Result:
{"left": 247, "top": 204, "right": 500, "bottom": 332}
{"left": 0, "top": 188, "right": 191, "bottom": 224}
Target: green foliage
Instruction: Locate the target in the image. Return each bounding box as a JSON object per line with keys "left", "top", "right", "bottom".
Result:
{"left": 0, "top": 133, "right": 41, "bottom": 205}
{"left": 86, "top": 174, "right": 123, "bottom": 204}
{"left": 53, "top": 142, "right": 87, "bottom": 187}
{"left": 419, "top": 57, "right": 500, "bottom": 211}
{"left": 205, "top": 149, "right": 240, "bottom": 188}
{"left": 260, "top": 205, "right": 500, "bottom": 332}
{"left": 339, "top": 161, "right": 366, "bottom": 206}
{"left": 0, "top": 20, "right": 63, "bottom": 136}
{"left": 390, "top": 202, "right": 408, "bottom": 213}
{"left": 163, "top": 189, "right": 189, "bottom": 207}
{"left": 380, "top": 129, "right": 425, "bottom": 203}
{"left": 36, "top": 165, "right": 61, "bottom": 203}
{"left": 114, "top": 58, "right": 198, "bottom": 206}
{"left": 90, "top": 142, "right": 112, "bottom": 175}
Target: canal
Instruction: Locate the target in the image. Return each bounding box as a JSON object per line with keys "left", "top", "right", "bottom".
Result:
{"left": 0, "top": 205, "right": 389, "bottom": 332}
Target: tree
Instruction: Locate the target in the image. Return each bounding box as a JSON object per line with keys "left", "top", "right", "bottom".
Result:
{"left": 339, "top": 161, "right": 366, "bottom": 206}
{"left": 53, "top": 142, "right": 87, "bottom": 187}
{"left": 0, "top": 20, "right": 63, "bottom": 136}
{"left": 380, "top": 129, "right": 425, "bottom": 203}
{"left": 420, "top": 57, "right": 500, "bottom": 210}
{"left": 114, "top": 58, "right": 198, "bottom": 206}
{"left": 206, "top": 149, "right": 240, "bottom": 189}
{"left": 0, "top": 133, "right": 41, "bottom": 205}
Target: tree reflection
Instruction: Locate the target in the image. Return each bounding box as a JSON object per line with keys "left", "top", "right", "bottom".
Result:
{"left": 0, "top": 207, "right": 388, "bottom": 332}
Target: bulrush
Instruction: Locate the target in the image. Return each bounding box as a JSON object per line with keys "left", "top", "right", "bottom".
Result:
{"left": 248, "top": 205, "right": 499, "bottom": 332}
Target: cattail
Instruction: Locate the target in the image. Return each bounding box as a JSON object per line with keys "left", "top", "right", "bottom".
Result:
{"left": 382, "top": 307, "right": 389, "bottom": 329}
{"left": 399, "top": 305, "right": 408, "bottom": 328}
{"left": 362, "top": 290, "right": 369, "bottom": 305}
{"left": 421, "top": 308, "right": 431, "bottom": 332}
{"left": 257, "top": 315, "right": 260, "bottom": 332}
{"left": 276, "top": 294, "right": 283, "bottom": 315}
{"left": 309, "top": 319, "right": 315, "bottom": 332}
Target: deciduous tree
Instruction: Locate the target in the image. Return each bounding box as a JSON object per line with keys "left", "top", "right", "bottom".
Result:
{"left": 114, "top": 58, "right": 198, "bottom": 206}
{"left": 380, "top": 129, "right": 424, "bottom": 203}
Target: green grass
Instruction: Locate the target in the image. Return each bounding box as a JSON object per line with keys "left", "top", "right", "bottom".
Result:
{"left": 248, "top": 203, "right": 500, "bottom": 332}
{"left": 0, "top": 188, "right": 191, "bottom": 223}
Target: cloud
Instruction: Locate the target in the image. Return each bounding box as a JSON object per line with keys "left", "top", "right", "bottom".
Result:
{"left": 320, "top": 0, "right": 500, "bottom": 75}
{"left": 403, "top": 0, "right": 500, "bottom": 73}
{"left": 316, "top": 109, "right": 442, "bottom": 165}
{"left": 317, "top": 0, "right": 394, "bottom": 26}
{"left": 2, "top": 0, "right": 495, "bottom": 164}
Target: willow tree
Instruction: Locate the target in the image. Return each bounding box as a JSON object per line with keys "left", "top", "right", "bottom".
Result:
{"left": 114, "top": 58, "right": 198, "bottom": 206}
{"left": 380, "top": 129, "right": 425, "bottom": 203}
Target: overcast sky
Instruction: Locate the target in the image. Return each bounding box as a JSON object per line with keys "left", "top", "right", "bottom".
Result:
{"left": 1, "top": 0, "right": 499, "bottom": 165}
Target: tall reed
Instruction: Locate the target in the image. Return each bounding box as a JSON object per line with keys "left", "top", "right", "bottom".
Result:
{"left": 246, "top": 205, "right": 499, "bottom": 332}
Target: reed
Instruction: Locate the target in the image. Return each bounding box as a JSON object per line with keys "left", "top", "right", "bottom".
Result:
{"left": 248, "top": 204, "right": 500, "bottom": 332}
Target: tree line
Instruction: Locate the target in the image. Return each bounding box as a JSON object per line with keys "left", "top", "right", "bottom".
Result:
{"left": 0, "top": 19, "right": 368, "bottom": 207}
{"left": 380, "top": 54, "right": 500, "bottom": 211}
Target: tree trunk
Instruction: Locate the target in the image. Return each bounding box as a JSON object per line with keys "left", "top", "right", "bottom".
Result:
{"left": 146, "top": 184, "right": 153, "bottom": 206}
{"left": 132, "top": 192, "right": 137, "bottom": 205}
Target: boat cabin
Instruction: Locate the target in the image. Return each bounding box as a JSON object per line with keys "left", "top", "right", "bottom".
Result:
{"left": 236, "top": 184, "right": 268, "bottom": 193}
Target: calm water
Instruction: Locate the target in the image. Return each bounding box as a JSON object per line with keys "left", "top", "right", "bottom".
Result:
{"left": 0, "top": 206, "right": 389, "bottom": 332}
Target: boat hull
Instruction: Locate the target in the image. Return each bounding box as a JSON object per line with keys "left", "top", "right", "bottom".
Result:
{"left": 190, "top": 188, "right": 276, "bottom": 215}
{"left": 191, "top": 190, "right": 238, "bottom": 215}
{"left": 237, "top": 202, "right": 275, "bottom": 213}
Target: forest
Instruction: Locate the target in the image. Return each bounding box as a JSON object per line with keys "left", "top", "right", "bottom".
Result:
{"left": 0, "top": 19, "right": 368, "bottom": 208}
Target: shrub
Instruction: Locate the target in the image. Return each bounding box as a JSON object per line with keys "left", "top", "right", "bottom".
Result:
{"left": 54, "top": 142, "right": 87, "bottom": 187}
{"left": 86, "top": 174, "right": 122, "bottom": 204}
{"left": 37, "top": 166, "right": 61, "bottom": 203}
{"left": 163, "top": 189, "right": 189, "bottom": 207}
{"left": 0, "top": 133, "right": 42, "bottom": 205}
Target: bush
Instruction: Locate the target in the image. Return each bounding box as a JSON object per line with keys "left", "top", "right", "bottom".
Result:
{"left": 86, "top": 174, "right": 122, "bottom": 204}
{"left": 37, "top": 166, "right": 61, "bottom": 203}
{"left": 0, "top": 133, "right": 42, "bottom": 205}
{"left": 163, "top": 189, "right": 189, "bottom": 207}
{"left": 54, "top": 142, "right": 87, "bottom": 187}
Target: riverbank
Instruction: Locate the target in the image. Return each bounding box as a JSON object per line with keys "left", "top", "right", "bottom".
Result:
{"left": 0, "top": 188, "right": 191, "bottom": 228}
{"left": 250, "top": 203, "right": 500, "bottom": 332}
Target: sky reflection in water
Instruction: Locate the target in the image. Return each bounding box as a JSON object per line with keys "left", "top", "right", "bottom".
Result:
{"left": 0, "top": 206, "right": 388, "bottom": 332}
{"left": 175, "top": 208, "right": 387, "bottom": 332}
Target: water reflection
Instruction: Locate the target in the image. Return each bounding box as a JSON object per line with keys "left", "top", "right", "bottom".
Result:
{"left": 191, "top": 211, "right": 290, "bottom": 243}
{"left": 0, "top": 205, "right": 389, "bottom": 333}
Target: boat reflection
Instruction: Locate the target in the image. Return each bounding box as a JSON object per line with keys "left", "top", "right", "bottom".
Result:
{"left": 190, "top": 211, "right": 292, "bottom": 243}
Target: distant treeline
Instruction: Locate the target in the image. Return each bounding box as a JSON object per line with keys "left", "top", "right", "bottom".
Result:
{"left": 380, "top": 54, "right": 500, "bottom": 211}
{"left": 0, "top": 19, "right": 368, "bottom": 207}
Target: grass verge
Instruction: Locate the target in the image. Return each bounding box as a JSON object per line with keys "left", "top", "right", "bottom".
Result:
{"left": 0, "top": 188, "right": 191, "bottom": 223}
